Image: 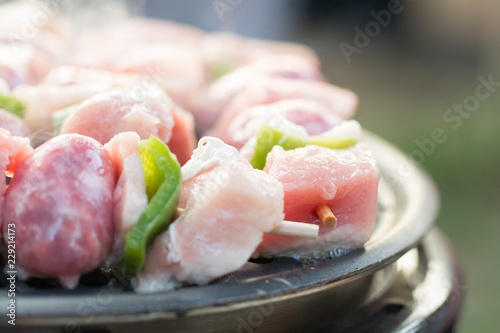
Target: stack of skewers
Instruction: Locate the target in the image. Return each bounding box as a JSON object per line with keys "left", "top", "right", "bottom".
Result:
{"left": 0, "top": 3, "right": 379, "bottom": 292}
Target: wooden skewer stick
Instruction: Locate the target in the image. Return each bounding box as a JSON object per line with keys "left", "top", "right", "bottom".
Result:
{"left": 316, "top": 204, "right": 337, "bottom": 229}
{"left": 174, "top": 208, "right": 319, "bottom": 239}
{"left": 268, "top": 220, "right": 319, "bottom": 239}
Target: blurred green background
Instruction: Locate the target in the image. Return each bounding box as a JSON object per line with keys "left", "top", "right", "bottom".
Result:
{"left": 144, "top": 0, "right": 499, "bottom": 331}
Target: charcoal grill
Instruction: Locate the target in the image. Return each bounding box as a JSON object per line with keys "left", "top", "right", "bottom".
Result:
{"left": 0, "top": 132, "right": 464, "bottom": 332}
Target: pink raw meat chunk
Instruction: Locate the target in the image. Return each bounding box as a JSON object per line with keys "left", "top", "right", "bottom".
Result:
{"left": 73, "top": 18, "right": 205, "bottom": 111}
{"left": 107, "top": 43, "right": 205, "bottom": 111}
{"left": 2, "top": 134, "right": 116, "bottom": 288}
{"left": 0, "top": 1, "right": 70, "bottom": 89}
{"left": 73, "top": 18, "right": 204, "bottom": 67}
{"left": 0, "top": 38, "right": 59, "bottom": 88}
{"left": 256, "top": 144, "right": 379, "bottom": 258}
{"left": 168, "top": 106, "right": 197, "bottom": 166}
{"left": 0, "top": 108, "right": 31, "bottom": 138}
{"left": 200, "top": 32, "right": 319, "bottom": 81}
{"left": 0, "top": 2, "right": 70, "bottom": 40}
{"left": 104, "top": 132, "right": 147, "bottom": 263}
{"left": 14, "top": 66, "right": 140, "bottom": 143}
{"left": 0, "top": 128, "right": 33, "bottom": 230}
{"left": 211, "top": 77, "right": 359, "bottom": 138}
{"left": 0, "top": 65, "right": 22, "bottom": 89}
{"left": 60, "top": 83, "right": 195, "bottom": 165}
{"left": 60, "top": 84, "right": 174, "bottom": 144}
{"left": 137, "top": 137, "right": 284, "bottom": 292}
{"left": 0, "top": 25, "right": 68, "bottom": 89}
{"left": 212, "top": 98, "right": 343, "bottom": 149}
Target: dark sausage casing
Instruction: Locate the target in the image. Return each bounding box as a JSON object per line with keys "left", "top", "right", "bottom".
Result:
{"left": 2, "top": 134, "right": 116, "bottom": 288}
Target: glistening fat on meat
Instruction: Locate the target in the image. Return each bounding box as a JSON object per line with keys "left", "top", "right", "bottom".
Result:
{"left": 2, "top": 134, "right": 116, "bottom": 288}
{"left": 136, "top": 138, "right": 284, "bottom": 292}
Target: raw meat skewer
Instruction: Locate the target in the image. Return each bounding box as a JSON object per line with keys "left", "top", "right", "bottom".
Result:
{"left": 256, "top": 144, "right": 379, "bottom": 258}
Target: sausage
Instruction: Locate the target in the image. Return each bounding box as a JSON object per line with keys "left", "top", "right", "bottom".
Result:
{"left": 2, "top": 134, "right": 116, "bottom": 288}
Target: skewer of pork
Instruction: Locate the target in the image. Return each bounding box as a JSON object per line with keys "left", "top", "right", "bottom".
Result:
{"left": 1, "top": 130, "right": 188, "bottom": 288}
{"left": 13, "top": 63, "right": 198, "bottom": 148}
{"left": 211, "top": 98, "right": 344, "bottom": 150}
{"left": 193, "top": 54, "right": 323, "bottom": 133}
{"left": 210, "top": 76, "right": 359, "bottom": 140}
{"left": 73, "top": 18, "right": 204, "bottom": 65}
{"left": 200, "top": 32, "right": 319, "bottom": 82}
{"left": 0, "top": 1, "right": 71, "bottom": 43}
{"left": 13, "top": 66, "right": 141, "bottom": 144}
{"left": 233, "top": 116, "right": 379, "bottom": 258}
{"left": 72, "top": 18, "right": 206, "bottom": 111}
{"left": 0, "top": 1, "right": 71, "bottom": 90}
{"left": 108, "top": 135, "right": 319, "bottom": 272}
{"left": 0, "top": 34, "right": 67, "bottom": 89}
{"left": 255, "top": 143, "right": 380, "bottom": 258}
{"left": 0, "top": 128, "right": 319, "bottom": 289}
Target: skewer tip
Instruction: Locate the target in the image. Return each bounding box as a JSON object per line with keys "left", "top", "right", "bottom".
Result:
{"left": 316, "top": 204, "right": 337, "bottom": 229}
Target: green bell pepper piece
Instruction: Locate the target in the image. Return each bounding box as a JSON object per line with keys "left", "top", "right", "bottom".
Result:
{"left": 250, "top": 125, "right": 358, "bottom": 170}
{"left": 122, "top": 135, "right": 182, "bottom": 276}
{"left": 250, "top": 125, "right": 307, "bottom": 170}
{"left": 210, "top": 59, "right": 236, "bottom": 81}
{"left": 308, "top": 135, "right": 359, "bottom": 149}
{"left": 52, "top": 105, "right": 78, "bottom": 135}
{"left": 0, "top": 94, "right": 25, "bottom": 119}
